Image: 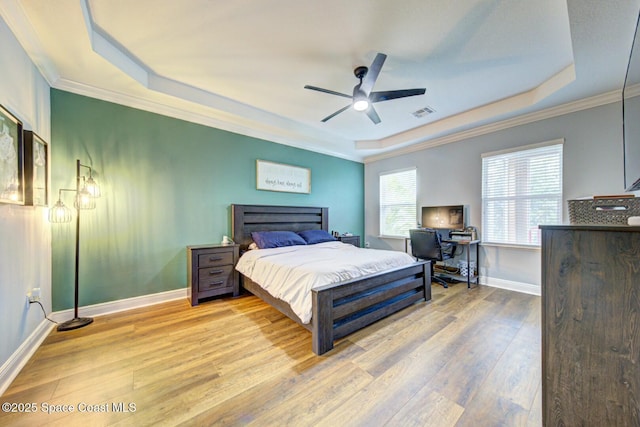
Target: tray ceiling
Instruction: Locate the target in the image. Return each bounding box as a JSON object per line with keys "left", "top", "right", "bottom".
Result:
{"left": 1, "top": 0, "right": 639, "bottom": 161}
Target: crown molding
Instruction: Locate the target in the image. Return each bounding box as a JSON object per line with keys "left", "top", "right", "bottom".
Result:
{"left": 53, "top": 78, "right": 362, "bottom": 162}
{"left": 363, "top": 89, "right": 622, "bottom": 163}
{"left": 625, "top": 82, "right": 640, "bottom": 98}
{"left": 356, "top": 64, "right": 576, "bottom": 151}
{"left": 0, "top": 0, "right": 60, "bottom": 85}
{"left": 74, "top": 0, "right": 362, "bottom": 162}
{"left": 0, "top": 0, "right": 625, "bottom": 164}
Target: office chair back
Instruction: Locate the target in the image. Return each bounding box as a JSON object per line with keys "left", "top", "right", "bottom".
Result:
{"left": 409, "top": 228, "right": 449, "bottom": 261}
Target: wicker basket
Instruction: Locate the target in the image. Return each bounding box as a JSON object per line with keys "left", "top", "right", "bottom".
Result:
{"left": 568, "top": 197, "right": 640, "bottom": 225}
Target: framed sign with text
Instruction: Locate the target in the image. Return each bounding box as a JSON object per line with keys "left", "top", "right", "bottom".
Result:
{"left": 256, "top": 160, "right": 311, "bottom": 194}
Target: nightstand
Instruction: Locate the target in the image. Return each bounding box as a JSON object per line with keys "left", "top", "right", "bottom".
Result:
{"left": 338, "top": 235, "right": 361, "bottom": 247}
{"left": 187, "top": 244, "right": 240, "bottom": 306}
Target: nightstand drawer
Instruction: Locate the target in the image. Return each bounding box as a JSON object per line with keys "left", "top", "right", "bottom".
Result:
{"left": 198, "top": 250, "right": 234, "bottom": 267}
{"left": 198, "top": 265, "right": 234, "bottom": 291}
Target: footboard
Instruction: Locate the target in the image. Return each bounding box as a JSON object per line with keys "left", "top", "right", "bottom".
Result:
{"left": 311, "top": 261, "right": 431, "bottom": 355}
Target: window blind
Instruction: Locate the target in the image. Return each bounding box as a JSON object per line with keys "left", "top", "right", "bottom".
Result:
{"left": 482, "top": 141, "right": 563, "bottom": 246}
{"left": 379, "top": 168, "right": 417, "bottom": 237}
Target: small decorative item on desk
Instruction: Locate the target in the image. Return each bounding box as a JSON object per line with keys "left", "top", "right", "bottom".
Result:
{"left": 221, "top": 235, "right": 234, "bottom": 245}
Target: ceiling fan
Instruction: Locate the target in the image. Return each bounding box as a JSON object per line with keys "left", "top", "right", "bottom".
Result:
{"left": 304, "top": 53, "right": 426, "bottom": 124}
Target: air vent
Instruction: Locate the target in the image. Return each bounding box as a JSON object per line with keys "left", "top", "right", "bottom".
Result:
{"left": 412, "top": 106, "right": 436, "bottom": 118}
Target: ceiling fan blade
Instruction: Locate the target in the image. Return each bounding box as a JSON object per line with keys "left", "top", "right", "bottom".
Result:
{"left": 359, "top": 53, "right": 387, "bottom": 95}
{"left": 321, "top": 104, "right": 352, "bottom": 122}
{"left": 370, "top": 88, "right": 426, "bottom": 103}
{"left": 304, "top": 85, "right": 352, "bottom": 99}
{"left": 365, "top": 105, "right": 381, "bottom": 124}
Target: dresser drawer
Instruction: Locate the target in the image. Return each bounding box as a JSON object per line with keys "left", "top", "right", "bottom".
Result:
{"left": 198, "top": 250, "right": 234, "bottom": 267}
{"left": 198, "top": 264, "right": 234, "bottom": 292}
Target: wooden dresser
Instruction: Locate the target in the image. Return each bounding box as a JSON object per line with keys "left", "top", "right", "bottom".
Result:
{"left": 187, "top": 243, "right": 240, "bottom": 306}
{"left": 540, "top": 225, "right": 640, "bottom": 426}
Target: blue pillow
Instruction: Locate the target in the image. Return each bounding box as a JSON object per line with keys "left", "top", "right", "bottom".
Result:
{"left": 251, "top": 231, "right": 307, "bottom": 249}
{"left": 297, "top": 229, "right": 336, "bottom": 245}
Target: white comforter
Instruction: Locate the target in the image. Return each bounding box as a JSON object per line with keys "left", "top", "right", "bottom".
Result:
{"left": 235, "top": 241, "right": 415, "bottom": 323}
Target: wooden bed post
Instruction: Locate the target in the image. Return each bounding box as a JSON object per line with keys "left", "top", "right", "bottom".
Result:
{"left": 312, "top": 288, "right": 334, "bottom": 355}
{"left": 423, "top": 261, "right": 432, "bottom": 301}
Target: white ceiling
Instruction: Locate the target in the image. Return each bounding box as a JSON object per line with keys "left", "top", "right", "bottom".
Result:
{"left": 1, "top": 0, "right": 639, "bottom": 162}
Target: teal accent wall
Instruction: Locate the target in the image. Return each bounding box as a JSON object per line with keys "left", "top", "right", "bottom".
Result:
{"left": 51, "top": 90, "right": 364, "bottom": 311}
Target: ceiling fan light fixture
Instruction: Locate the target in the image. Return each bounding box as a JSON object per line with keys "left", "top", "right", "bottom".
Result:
{"left": 353, "top": 97, "right": 369, "bottom": 111}
{"left": 305, "top": 52, "right": 426, "bottom": 123}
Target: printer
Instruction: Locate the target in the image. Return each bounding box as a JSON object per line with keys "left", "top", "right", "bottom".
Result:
{"left": 449, "top": 227, "right": 477, "bottom": 241}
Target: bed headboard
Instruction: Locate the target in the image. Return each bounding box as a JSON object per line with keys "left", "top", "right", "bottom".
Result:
{"left": 231, "top": 204, "right": 329, "bottom": 249}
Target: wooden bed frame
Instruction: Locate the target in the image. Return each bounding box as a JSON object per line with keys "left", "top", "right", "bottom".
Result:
{"left": 231, "top": 204, "right": 431, "bottom": 355}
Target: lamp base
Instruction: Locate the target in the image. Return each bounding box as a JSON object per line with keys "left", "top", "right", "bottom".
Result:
{"left": 57, "top": 316, "right": 93, "bottom": 331}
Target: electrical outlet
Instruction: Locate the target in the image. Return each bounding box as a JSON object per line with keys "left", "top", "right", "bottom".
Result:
{"left": 365, "top": 241, "right": 370, "bottom": 248}
{"left": 28, "top": 287, "right": 41, "bottom": 303}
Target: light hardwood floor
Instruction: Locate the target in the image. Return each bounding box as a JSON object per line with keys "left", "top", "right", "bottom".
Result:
{"left": 1, "top": 283, "right": 541, "bottom": 426}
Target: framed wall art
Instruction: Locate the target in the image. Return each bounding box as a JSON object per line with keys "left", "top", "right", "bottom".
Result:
{"left": 256, "top": 160, "right": 311, "bottom": 194}
{"left": 0, "top": 104, "right": 24, "bottom": 205}
{"left": 23, "top": 130, "right": 48, "bottom": 206}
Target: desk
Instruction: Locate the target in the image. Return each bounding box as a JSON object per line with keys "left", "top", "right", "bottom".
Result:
{"left": 405, "top": 238, "right": 480, "bottom": 289}
{"left": 444, "top": 239, "right": 480, "bottom": 288}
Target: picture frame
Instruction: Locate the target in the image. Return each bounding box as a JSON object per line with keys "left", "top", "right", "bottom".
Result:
{"left": 256, "top": 159, "right": 311, "bottom": 194}
{"left": 23, "top": 130, "right": 48, "bottom": 206}
{"left": 0, "top": 104, "right": 24, "bottom": 205}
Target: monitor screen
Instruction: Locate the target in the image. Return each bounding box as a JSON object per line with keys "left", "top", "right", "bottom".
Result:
{"left": 421, "top": 205, "right": 465, "bottom": 230}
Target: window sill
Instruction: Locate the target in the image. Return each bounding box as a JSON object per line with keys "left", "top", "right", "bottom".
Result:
{"left": 378, "top": 235, "right": 408, "bottom": 240}
{"left": 480, "top": 242, "right": 541, "bottom": 250}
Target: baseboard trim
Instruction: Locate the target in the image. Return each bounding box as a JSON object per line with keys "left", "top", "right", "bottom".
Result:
{"left": 480, "top": 276, "right": 541, "bottom": 296}
{"left": 50, "top": 288, "right": 187, "bottom": 323}
{"left": 0, "top": 319, "right": 55, "bottom": 396}
{"left": 2, "top": 288, "right": 187, "bottom": 395}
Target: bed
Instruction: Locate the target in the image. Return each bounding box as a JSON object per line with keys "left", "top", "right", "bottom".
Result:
{"left": 231, "top": 204, "right": 431, "bottom": 355}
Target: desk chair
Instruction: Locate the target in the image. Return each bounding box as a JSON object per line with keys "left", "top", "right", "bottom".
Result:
{"left": 409, "top": 228, "right": 455, "bottom": 288}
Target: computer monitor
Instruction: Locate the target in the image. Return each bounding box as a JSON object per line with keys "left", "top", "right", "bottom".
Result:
{"left": 421, "top": 205, "right": 465, "bottom": 230}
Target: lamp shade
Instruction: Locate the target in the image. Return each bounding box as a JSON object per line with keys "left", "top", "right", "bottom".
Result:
{"left": 75, "top": 187, "right": 96, "bottom": 209}
{"left": 85, "top": 176, "right": 100, "bottom": 198}
{"left": 49, "top": 199, "right": 72, "bottom": 223}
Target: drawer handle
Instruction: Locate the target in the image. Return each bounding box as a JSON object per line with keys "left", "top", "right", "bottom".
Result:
{"left": 209, "top": 269, "right": 224, "bottom": 275}
{"left": 208, "top": 280, "right": 225, "bottom": 286}
{"left": 209, "top": 256, "right": 223, "bottom": 262}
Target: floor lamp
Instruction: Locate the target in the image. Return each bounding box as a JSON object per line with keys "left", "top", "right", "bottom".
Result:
{"left": 49, "top": 159, "right": 100, "bottom": 331}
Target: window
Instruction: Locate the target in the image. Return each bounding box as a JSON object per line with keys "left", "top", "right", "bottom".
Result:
{"left": 380, "top": 168, "right": 417, "bottom": 237}
{"left": 482, "top": 140, "right": 563, "bottom": 246}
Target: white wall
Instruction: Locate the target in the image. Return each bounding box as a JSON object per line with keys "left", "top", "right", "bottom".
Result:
{"left": 365, "top": 101, "right": 624, "bottom": 294}
{"left": 0, "top": 15, "right": 51, "bottom": 375}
